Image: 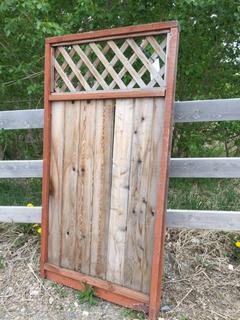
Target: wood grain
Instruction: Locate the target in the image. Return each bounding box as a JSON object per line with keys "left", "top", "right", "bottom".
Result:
{"left": 90, "top": 100, "right": 114, "bottom": 279}
{"left": 142, "top": 98, "right": 164, "bottom": 293}
{"left": 123, "top": 98, "right": 154, "bottom": 292}
{"left": 60, "top": 102, "right": 80, "bottom": 269}
{"left": 107, "top": 99, "right": 134, "bottom": 284}
{"left": 75, "top": 100, "right": 96, "bottom": 274}
{"left": 48, "top": 102, "right": 65, "bottom": 266}
{"left": 49, "top": 88, "right": 165, "bottom": 101}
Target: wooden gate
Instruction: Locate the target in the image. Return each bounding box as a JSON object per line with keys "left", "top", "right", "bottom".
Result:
{"left": 41, "top": 21, "right": 179, "bottom": 319}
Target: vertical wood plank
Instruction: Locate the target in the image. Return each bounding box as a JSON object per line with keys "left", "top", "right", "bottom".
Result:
{"left": 48, "top": 102, "right": 65, "bottom": 266}
{"left": 142, "top": 98, "right": 164, "bottom": 294}
{"left": 60, "top": 102, "right": 81, "bottom": 269}
{"left": 90, "top": 100, "right": 115, "bottom": 279}
{"left": 106, "top": 99, "right": 134, "bottom": 284}
{"left": 123, "top": 98, "right": 153, "bottom": 292}
{"left": 75, "top": 100, "right": 96, "bottom": 274}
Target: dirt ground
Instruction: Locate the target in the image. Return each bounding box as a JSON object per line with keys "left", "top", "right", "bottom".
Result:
{"left": 0, "top": 224, "right": 240, "bottom": 320}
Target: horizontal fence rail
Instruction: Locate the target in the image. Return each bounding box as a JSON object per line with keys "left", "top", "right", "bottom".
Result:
{"left": 1, "top": 158, "right": 240, "bottom": 178}
{"left": 166, "top": 209, "right": 240, "bottom": 230}
{"left": 0, "top": 109, "right": 43, "bottom": 130}
{"left": 0, "top": 160, "right": 42, "bottom": 178}
{"left": 0, "top": 98, "right": 239, "bottom": 130}
{"left": 0, "top": 206, "right": 239, "bottom": 231}
{"left": 0, "top": 98, "right": 240, "bottom": 230}
{"left": 170, "top": 158, "right": 240, "bottom": 178}
{"left": 0, "top": 206, "right": 42, "bottom": 223}
{"left": 174, "top": 98, "right": 240, "bottom": 122}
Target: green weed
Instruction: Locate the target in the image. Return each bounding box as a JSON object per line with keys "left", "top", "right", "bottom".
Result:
{"left": 77, "top": 286, "right": 97, "bottom": 306}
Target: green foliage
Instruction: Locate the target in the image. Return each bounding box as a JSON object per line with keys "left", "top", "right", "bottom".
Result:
{"left": 0, "top": 129, "right": 43, "bottom": 160}
{"left": 77, "top": 286, "right": 97, "bottom": 306}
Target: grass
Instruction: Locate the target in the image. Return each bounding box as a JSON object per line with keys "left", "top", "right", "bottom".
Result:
{"left": 168, "top": 178, "right": 240, "bottom": 211}
{"left": 0, "top": 178, "right": 42, "bottom": 206}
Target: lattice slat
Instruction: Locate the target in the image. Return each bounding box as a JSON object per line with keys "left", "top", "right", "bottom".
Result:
{"left": 85, "top": 45, "right": 110, "bottom": 90}
{"left": 73, "top": 45, "right": 109, "bottom": 90}
{"left": 52, "top": 32, "right": 168, "bottom": 93}
{"left": 58, "top": 47, "right": 91, "bottom": 91}
{"left": 127, "top": 37, "right": 167, "bottom": 89}
{"left": 126, "top": 39, "right": 165, "bottom": 87}
{"left": 109, "top": 39, "right": 149, "bottom": 89}
{"left": 107, "top": 40, "right": 146, "bottom": 88}
{"left": 89, "top": 43, "right": 127, "bottom": 90}
{"left": 146, "top": 36, "right": 166, "bottom": 62}
{"left": 54, "top": 59, "right": 76, "bottom": 92}
{"left": 57, "top": 46, "right": 92, "bottom": 92}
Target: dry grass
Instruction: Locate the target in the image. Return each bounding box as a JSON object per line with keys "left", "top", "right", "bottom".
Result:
{"left": 0, "top": 224, "right": 239, "bottom": 320}
{"left": 162, "top": 230, "right": 240, "bottom": 320}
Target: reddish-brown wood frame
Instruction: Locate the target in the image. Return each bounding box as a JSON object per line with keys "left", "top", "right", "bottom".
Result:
{"left": 41, "top": 21, "right": 179, "bottom": 320}
{"left": 46, "top": 20, "right": 178, "bottom": 45}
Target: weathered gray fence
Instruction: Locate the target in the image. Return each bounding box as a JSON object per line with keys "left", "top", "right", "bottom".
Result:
{"left": 0, "top": 98, "right": 240, "bottom": 230}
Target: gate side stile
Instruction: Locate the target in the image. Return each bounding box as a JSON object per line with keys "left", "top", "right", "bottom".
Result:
{"left": 149, "top": 26, "right": 179, "bottom": 319}
{"left": 40, "top": 42, "right": 53, "bottom": 278}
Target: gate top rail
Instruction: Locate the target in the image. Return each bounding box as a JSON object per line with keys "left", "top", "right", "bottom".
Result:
{"left": 46, "top": 21, "right": 178, "bottom": 45}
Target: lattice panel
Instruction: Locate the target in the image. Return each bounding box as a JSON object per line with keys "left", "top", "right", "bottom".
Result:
{"left": 53, "top": 34, "right": 167, "bottom": 93}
